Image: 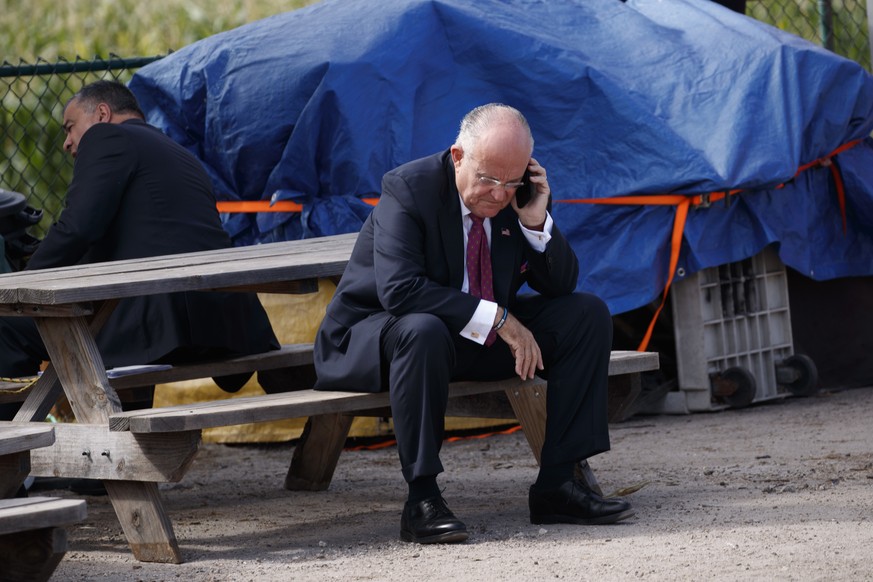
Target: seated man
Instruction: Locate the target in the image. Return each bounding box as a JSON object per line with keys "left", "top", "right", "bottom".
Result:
{"left": 0, "top": 80, "right": 280, "bottom": 416}
{"left": 314, "top": 103, "right": 634, "bottom": 544}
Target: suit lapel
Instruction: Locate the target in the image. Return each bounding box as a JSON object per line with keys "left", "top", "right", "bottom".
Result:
{"left": 440, "top": 155, "right": 465, "bottom": 290}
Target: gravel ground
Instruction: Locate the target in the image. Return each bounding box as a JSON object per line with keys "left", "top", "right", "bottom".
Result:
{"left": 52, "top": 385, "right": 873, "bottom": 581}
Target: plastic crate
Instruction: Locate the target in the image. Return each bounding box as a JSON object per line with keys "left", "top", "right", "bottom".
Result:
{"left": 659, "top": 247, "right": 817, "bottom": 413}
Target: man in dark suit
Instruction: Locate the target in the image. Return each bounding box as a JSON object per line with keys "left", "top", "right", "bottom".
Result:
{"left": 314, "top": 104, "right": 633, "bottom": 544}
{"left": 0, "top": 80, "right": 278, "bottom": 400}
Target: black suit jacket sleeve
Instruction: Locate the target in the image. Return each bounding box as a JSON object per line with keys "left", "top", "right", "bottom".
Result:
{"left": 28, "top": 124, "right": 134, "bottom": 270}
{"left": 373, "top": 170, "right": 480, "bottom": 333}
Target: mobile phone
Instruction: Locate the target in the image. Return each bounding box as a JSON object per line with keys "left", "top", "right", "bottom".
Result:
{"left": 515, "top": 169, "right": 533, "bottom": 208}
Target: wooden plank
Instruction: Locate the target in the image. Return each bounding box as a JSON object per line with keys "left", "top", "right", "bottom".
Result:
{"left": 607, "top": 373, "right": 643, "bottom": 423}
{"left": 0, "top": 451, "right": 31, "bottom": 498}
{"left": 14, "top": 300, "right": 119, "bottom": 423}
{"left": 607, "top": 350, "right": 660, "bottom": 375}
{"left": 0, "top": 527, "right": 67, "bottom": 582}
{"left": 0, "top": 302, "right": 93, "bottom": 318}
{"left": 0, "top": 379, "right": 39, "bottom": 404}
{"left": 0, "top": 424, "right": 55, "bottom": 456}
{"left": 111, "top": 352, "right": 659, "bottom": 434}
{"left": 35, "top": 316, "right": 123, "bottom": 423}
{"left": 504, "top": 381, "right": 547, "bottom": 464}
{"left": 0, "top": 497, "right": 87, "bottom": 535}
{"left": 111, "top": 378, "right": 544, "bottom": 433}
{"left": 29, "top": 423, "right": 200, "bottom": 482}
{"left": 285, "top": 413, "right": 354, "bottom": 491}
{"left": 1, "top": 343, "right": 315, "bottom": 404}
{"left": 0, "top": 497, "right": 85, "bottom": 581}
{"left": 0, "top": 425, "right": 55, "bottom": 497}
{"left": 0, "top": 234, "right": 357, "bottom": 306}
{"left": 36, "top": 315, "right": 183, "bottom": 563}
{"left": 109, "top": 343, "right": 315, "bottom": 390}
{"left": 104, "top": 481, "right": 182, "bottom": 563}
{"left": 0, "top": 233, "right": 357, "bottom": 289}
{"left": 211, "top": 279, "right": 319, "bottom": 295}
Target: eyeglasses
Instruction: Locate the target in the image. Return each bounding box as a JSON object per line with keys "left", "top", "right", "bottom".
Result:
{"left": 476, "top": 174, "right": 525, "bottom": 190}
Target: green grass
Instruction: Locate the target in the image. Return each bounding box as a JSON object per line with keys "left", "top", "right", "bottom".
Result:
{"left": 0, "top": 0, "right": 319, "bottom": 62}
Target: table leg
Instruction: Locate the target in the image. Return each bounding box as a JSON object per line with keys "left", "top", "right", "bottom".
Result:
{"left": 35, "top": 315, "right": 183, "bottom": 563}
{"left": 0, "top": 451, "right": 30, "bottom": 498}
{"left": 503, "top": 383, "right": 547, "bottom": 465}
{"left": 285, "top": 413, "right": 354, "bottom": 491}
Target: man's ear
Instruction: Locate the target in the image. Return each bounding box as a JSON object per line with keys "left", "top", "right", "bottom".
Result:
{"left": 95, "top": 102, "right": 112, "bottom": 122}
{"left": 450, "top": 145, "right": 463, "bottom": 167}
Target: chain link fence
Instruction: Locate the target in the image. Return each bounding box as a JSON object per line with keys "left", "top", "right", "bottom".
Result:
{"left": 0, "top": 55, "right": 166, "bottom": 235}
{"left": 1, "top": 2, "right": 870, "bottom": 230}
{"left": 749, "top": 0, "right": 871, "bottom": 69}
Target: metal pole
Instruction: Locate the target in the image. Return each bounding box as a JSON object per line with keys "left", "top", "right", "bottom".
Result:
{"left": 817, "top": 0, "right": 834, "bottom": 51}
{"left": 868, "top": 0, "right": 873, "bottom": 71}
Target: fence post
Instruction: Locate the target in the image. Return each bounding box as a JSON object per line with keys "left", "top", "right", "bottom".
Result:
{"left": 817, "top": 0, "right": 834, "bottom": 51}
{"left": 869, "top": 0, "right": 873, "bottom": 69}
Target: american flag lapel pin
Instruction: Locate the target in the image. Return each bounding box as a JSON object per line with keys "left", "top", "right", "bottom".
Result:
{"left": 501, "top": 227, "right": 510, "bottom": 237}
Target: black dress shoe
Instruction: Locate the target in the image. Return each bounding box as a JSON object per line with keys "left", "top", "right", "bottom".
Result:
{"left": 400, "top": 496, "right": 469, "bottom": 544}
{"left": 529, "top": 479, "right": 634, "bottom": 525}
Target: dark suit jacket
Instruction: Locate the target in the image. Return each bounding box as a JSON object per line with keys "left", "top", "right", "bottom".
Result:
{"left": 27, "top": 119, "right": 278, "bottom": 367}
{"left": 314, "top": 149, "right": 579, "bottom": 392}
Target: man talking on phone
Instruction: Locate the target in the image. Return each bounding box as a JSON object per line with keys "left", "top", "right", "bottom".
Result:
{"left": 314, "top": 103, "right": 632, "bottom": 544}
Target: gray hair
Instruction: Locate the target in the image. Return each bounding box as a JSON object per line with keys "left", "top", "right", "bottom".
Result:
{"left": 454, "top": 103, "right": 534, "bottom": 155}
{"left": 67, "top": 80, "right": 145, "bottom": 119}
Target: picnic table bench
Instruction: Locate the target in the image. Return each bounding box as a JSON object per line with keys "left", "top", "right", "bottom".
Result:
{"left": 0, "top": 232, "right": 658, "bottom": 564}
{"left": 0, "top": 423, "right": 88, "bottom": 581}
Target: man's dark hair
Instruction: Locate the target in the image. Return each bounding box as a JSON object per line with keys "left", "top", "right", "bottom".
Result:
{"left": 69, "top": 80, "right": 145, "bottom": 119}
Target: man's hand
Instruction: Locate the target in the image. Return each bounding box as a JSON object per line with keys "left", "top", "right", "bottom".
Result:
{"left": 510, "top": 157, "right": 550, "bottom": 231}
{"left": 496, "top": 311, "right": 543, "bottom": 380}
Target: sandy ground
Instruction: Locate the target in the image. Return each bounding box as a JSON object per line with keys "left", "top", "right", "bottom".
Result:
{"left": 51, "top": 385, "right": 873, "bottom": 582}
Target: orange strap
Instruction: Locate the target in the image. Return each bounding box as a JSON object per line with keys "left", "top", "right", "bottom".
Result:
{"left": 559, "top": 139, "right": 860, "bottom": 351}
{"left": 216, "top": 197, "right": 380, "bottom": 213}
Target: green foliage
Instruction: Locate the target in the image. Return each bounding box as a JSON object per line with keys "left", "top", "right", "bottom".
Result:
{"left": 0, "top": 0, "right": 318, "bottom": 61}
{"left": 0, "top": 0, "right": 320, "bottom": 232}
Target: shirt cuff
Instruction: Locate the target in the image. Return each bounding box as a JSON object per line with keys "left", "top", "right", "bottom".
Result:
{"left": 460, "top": 299, "right": 498, "bottom": 344}
{"left": 520, "top": 212, "right": 554, "bottom": 252}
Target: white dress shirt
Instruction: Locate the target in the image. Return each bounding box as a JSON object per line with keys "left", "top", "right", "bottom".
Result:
{"left": 458, "top": 197, "right": 554, "bottom": 344}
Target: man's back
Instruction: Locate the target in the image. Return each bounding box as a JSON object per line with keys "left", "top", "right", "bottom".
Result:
{"left": 28, "top": 119, "right": 231, "bottom": 269}
{"left": 18, "top": 118, "right": 278, "bottom": 370}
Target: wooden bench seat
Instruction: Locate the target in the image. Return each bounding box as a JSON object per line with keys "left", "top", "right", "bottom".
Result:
{"left": 108, "top": 350, "right": 659, "bottom": 491}
{"left": 0, "top": 423, "right": 56, "bottom": 498}
{"left": 0, "top": 497, "right": 88, "bottom": 582}
{"left": 0, "top": 424, "right": 88, "bottom": 582}
{"left": 0, "top": 344, "right": 316, "bottom": 405}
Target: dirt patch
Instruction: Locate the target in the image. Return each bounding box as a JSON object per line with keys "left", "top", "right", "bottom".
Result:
{"left": 54, "top": 386, "right": 873, "bottom": 581}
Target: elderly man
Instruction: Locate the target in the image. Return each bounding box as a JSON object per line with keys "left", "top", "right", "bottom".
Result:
{"left": 314, "top": 103, "right": 633, "bottom": 543}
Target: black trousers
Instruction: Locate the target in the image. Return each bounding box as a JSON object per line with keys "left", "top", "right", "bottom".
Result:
{"left": 380, "top": 292, "right": 612, "bottom": 483}
{"left": 0, "top": 317, "right": 46, "bottom": 377}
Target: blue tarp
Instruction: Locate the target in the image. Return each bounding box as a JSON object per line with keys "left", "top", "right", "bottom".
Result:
{"left": 129, "top": 0, "right": 873, "bottom": 315}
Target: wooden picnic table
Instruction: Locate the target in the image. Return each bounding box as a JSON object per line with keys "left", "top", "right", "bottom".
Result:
{"left": 0, "top": 231, "right": 659, "bottom": 564}
{"left": 0, "top": 233, "right": 357, "bottom": 563}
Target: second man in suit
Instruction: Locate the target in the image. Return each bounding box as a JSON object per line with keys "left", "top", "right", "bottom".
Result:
{"left": 0, "top": 80, "right": 279, "bottom": 404}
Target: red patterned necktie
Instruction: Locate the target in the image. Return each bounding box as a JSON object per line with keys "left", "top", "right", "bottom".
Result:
{"left": 467, "top": 214, "right": 496, "bottom": 346}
